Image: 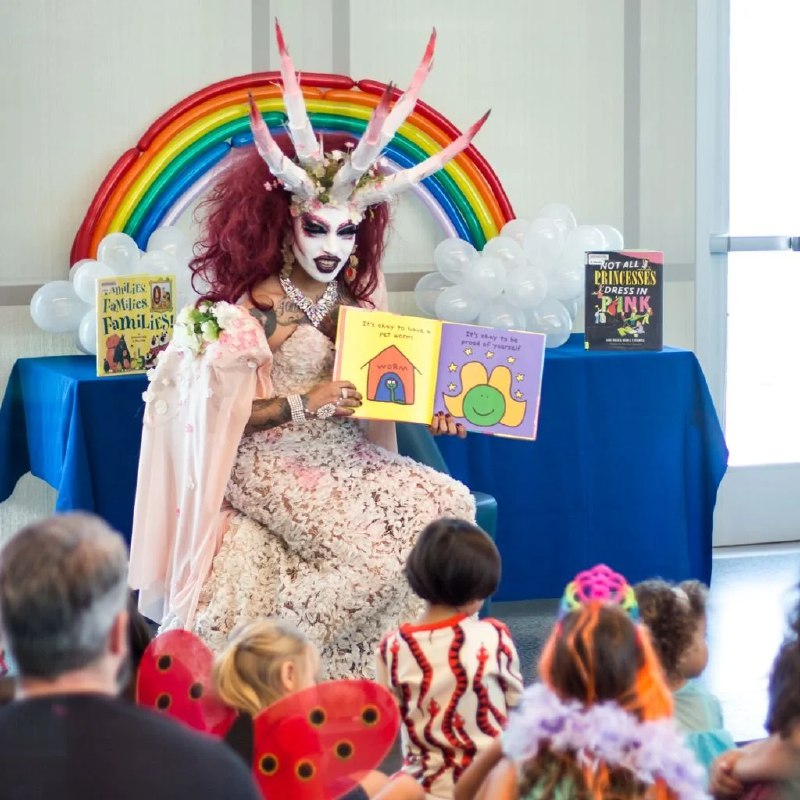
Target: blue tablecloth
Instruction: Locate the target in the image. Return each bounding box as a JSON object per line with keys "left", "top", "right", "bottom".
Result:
{"left": 0, "top": 336, "right": 727, "bottom": 600}
{"left": 0, "top": 357, "right": 147, "bottom": 541}
{"left": 438, "top": 335, "right": 728, "bottom": 599}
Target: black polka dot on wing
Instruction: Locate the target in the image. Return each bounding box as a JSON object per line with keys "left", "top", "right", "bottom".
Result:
{"left": 189, "top": 682, "right": 204, "bottom": 700}
{"left": 360, "top": 705, "right": 379, "bottom": 726}
{"left": 157, "top": 655, "right": 172, "bottom": 671}
{"left": 296, "top": 760, "right": 315, "bottom": 781}
{"left": 335, "top": 740, "right": 354, "bottom": 760}
{"left": 308, "top": 707, "right": 326, "bottom": 726}
{"left": 156, "top": 693, "right": 171, "bottom": 710}
{"left": 258, "top": 754, "right": 279, "bottom": 776}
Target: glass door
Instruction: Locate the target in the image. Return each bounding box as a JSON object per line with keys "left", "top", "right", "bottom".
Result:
{"left": 698, "top": 0, "right": 800, "bottom": 545}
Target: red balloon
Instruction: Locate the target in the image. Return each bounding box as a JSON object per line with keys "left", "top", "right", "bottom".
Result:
{"left": 71, "top": 148, "right": 140, "bottom": 265}
{"left": 138, "top": 72, "right": 356, "bottom": 150}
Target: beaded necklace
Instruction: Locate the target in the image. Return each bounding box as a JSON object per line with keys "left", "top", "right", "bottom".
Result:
{"left": 279, "top": 272, "right": 339, "bottom": 328}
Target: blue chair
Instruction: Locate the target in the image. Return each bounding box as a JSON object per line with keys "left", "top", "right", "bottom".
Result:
{"left": 394, "top": 423, "right": 498, "bottom": 542}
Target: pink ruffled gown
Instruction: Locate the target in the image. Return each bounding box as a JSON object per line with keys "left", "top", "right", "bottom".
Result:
{"left": 130, "top": 308, "right": 475, "bottom": 679}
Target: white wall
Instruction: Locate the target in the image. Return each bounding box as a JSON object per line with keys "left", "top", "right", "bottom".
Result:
{"left": 0, "top": 0, "right": 252, "bottom": 541}
{"left": 0, "top": 0, "right": 699, "bottom": 540}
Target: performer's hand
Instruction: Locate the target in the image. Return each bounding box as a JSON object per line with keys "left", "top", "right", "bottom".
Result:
{"left": 429, "top": 412, "right": 466, "bottom": 438}
{"left": 306, "top": 380, "right": 362, "bottom": 417}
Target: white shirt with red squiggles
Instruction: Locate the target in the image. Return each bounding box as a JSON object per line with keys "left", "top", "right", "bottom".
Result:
{"left": 377, "top": 613, "right": 523, "bottom": 799}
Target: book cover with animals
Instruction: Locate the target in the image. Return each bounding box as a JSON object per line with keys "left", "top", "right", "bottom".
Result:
{"left": 584, "top": 250, "right": 663, "bottom": 351}
{"left": 333, "top": 307, "right": 547, "bottom": 440}
{"left": 96, "top": 274, "right": 175, "bottom": 376}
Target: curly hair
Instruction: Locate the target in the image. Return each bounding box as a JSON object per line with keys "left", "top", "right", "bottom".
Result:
{"left": 633, "top": 579, "right": 707, "bottom": 681}
{"left": 519, "top": 604, "right": 675, "bottom": 800}
{"left": 190, "top": 136, "right": 391, "bottom": 309}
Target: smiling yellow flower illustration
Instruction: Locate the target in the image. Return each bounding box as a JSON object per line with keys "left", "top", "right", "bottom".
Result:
{"left": 443, "top": 362, "right": 527, "bottom": 428}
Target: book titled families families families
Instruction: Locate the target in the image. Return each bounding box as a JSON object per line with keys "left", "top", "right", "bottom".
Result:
{"left": 334, "top": 307, "right": 546, "bottom": 440}
{"left": 95, "top": 274, "right": 175, "bottom": 376}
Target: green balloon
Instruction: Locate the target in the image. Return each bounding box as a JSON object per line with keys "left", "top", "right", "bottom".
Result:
{"left": 462, "top": 385, "right": 506, "bottom": 427}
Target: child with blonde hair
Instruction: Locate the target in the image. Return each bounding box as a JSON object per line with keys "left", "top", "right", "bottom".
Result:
{"left": 215, "top": 618, "right": 423, "bottom": 800}
{"left": 215, "top": 618, "right": 317, "bottom": 715}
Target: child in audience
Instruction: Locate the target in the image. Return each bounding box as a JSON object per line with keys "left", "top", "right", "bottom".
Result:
{"left": 121, "top": 592, "right": 154, "bottom": 701}
{"left": 214, "top": 618, "right": 423, "bottom": 800}
{"left": 0, "top": 641, "right": 12, "bottom": 706}
{"left": 634, "top": 578, "right": 735, "bottom": 773}
{"left": 711, "top": 595, "right": 800, "bottom": 799}
{"left": 454, "top": 565, "right": 708, "bottom": 800}
{"left": 377, "top": 517, "right": 524, "bottom": 799}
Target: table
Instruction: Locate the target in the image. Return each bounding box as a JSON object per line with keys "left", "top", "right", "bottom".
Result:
{"left": 438, "top": 335, "right": 728, "bottom": 599}
{"left": 0, "top": 336, "right": 727, "bottom": 600}
{"left": 0, "top": 357, "right": 147, "bottom": 541}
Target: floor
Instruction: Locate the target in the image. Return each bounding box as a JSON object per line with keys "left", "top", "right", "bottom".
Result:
{"left": 492, "top": 542, "right": 800, "bottom": 744}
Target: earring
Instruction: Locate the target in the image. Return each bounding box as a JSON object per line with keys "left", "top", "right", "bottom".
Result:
{"left": 344, "top": 253, "right": 359, "bottom": 283}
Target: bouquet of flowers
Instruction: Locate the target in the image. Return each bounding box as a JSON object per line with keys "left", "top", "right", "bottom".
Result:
{"left": 171, "top": 301, "right": 245, "bottom": 355}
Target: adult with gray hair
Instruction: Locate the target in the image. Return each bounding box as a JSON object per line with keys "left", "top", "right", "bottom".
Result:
{"left": 0, "top": 513, "right": 260, "bottom": 800}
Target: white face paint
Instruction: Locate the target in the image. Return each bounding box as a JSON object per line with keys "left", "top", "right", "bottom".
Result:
{"left": 291, "top": 206, "right": 358, "bottom": 283}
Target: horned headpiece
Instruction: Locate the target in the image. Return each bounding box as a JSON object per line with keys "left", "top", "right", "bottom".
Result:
{"left": 248, "top": 21, "right": 490, "bottom": 222}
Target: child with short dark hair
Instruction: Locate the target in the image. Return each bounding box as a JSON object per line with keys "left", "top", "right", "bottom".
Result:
{"left": 377, "top": 518, "right": 523, "bottom": 799}
{"left": 634, "top": 578, "right": 735, "bottom": 774}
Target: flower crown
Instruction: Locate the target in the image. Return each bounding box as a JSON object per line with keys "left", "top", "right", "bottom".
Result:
{"left": 559, "top": 563, "right": 639, "bottom": 620}
{"left": 277, "top": 146, "right": 385, "bottom": 222}
{"left": 248, "top": 21, "right": 489, "bottom": 221}
{"left": 503, "top": 684, "right": 709, "bottom": 800}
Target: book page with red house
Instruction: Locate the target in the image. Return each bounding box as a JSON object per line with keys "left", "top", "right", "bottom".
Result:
{"left": 333, "top": 307, "right": 443, "bottom": 424}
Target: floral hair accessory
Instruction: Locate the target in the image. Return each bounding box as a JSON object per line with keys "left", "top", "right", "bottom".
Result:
{"left": 247, "top": 21, "right": 489, "bottom": 219}
{"left": 560, "top": 563, "right": 639, "bottom": 620}
{"left": 503, "top": 683, "right": 709, "bottom": 800}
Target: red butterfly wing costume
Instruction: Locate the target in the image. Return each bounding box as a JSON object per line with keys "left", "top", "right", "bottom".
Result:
{"left": 251, "top": 680, "right": 400, "bottom": 800}
{"left": 137, "top": 631, "right": 400, "bottom": 799}
{"left": 136, "top": 629, "right": 236, "bottom": 737}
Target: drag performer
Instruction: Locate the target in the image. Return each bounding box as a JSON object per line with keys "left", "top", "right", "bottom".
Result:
{"left": 129, "top": 24, "right": 488, "bottom": 678}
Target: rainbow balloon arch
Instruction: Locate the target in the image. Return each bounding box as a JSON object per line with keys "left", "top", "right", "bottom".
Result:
{"left": 70, "top": 71, "right": 516, "bottom": 265}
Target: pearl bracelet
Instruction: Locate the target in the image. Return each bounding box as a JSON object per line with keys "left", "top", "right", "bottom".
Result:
{"left": 287, "top": 394, "right": 306, "bottom": 424}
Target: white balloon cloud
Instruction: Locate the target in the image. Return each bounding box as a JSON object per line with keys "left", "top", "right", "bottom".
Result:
{"left": 414, "top": 205, "right": 624, "bottom": 348}
{"left": 30, "top": 225, "right": 194, "bottom": 353}
{"left": 71, "top": 259, "right": 115, "bottom": 305}
{"left": 96, "top": 232, "right": 141, "bottom": 275}
{"left": 30, "top": 281, "right": 90, "bottom": 333}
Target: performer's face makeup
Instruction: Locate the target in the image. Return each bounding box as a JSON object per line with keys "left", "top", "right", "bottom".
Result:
{"left": 291, "top": 207, "right": 358, "bottom": 283}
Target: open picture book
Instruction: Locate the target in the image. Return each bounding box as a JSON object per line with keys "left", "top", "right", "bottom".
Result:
{"left": 333, "top": 307, "right": 546, "bottom": 440}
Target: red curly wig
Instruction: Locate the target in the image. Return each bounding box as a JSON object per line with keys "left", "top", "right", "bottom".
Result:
{"left": 522, "top": 603, "right": 675, "bottom": 800}
{"left": 190, "top": 135, "right": 391, "bottom": 308}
